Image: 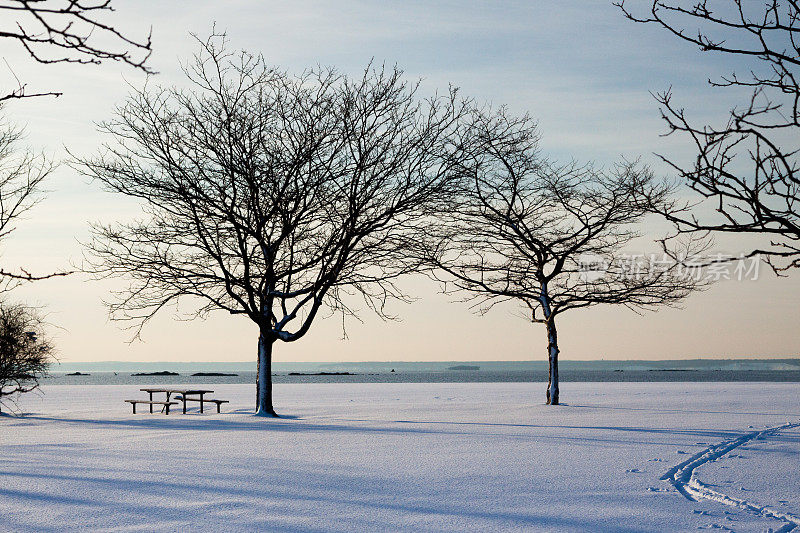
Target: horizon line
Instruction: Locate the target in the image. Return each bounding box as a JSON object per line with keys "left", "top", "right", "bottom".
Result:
{"left": 55, "top": 356, "right": 800, "bottom": 364}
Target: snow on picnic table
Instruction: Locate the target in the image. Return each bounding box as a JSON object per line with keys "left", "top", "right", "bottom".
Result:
{"left": 1, "top": 382, "right": 799, "bottom": 532}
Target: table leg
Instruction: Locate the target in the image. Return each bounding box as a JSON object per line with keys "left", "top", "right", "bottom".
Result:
{"left": 148, "top": 391, "right": 153, "bottom": 413}
{"left": 200, "top": 392, "right": 205, "bottom": 413}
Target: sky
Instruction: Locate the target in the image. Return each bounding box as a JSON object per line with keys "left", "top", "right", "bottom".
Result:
{"left": 0, "top": 1, "right": 798, "bottom": 363}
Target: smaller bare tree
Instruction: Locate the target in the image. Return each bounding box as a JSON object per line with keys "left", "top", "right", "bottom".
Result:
{"left": 425, "top": 109, "right": 703, "bottom": 405}
{"left": 1, "top": 0, "right": 153, "bottom": 101}
{"left": 0, "top": 302, "right": 55, "bottom": 414}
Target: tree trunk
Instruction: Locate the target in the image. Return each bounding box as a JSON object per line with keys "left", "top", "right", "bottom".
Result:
{"left": 255, "top": 329, "right": 278, "bottom": 417}
{"left": 545, "top": 317, "right": 559, "bottom": 405}
{"left": 539, "top": 284, "right": 559, "bottom": 405}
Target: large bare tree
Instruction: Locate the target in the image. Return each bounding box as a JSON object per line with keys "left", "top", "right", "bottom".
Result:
{"left": 76, "top": 35, "right": 467, "bottom": 416}
{"left": 425, "top": 110, "right": 702, "bottom": 405}
{"left": 617, "top": 0, "right": 800, "bottom": 273}
{"left": 1, "top": 0, "right": 153, "bottom": 101}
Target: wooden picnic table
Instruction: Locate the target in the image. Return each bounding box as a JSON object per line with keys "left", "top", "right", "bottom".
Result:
{"left": 140, "top": 388, "right": 215, "bottom": 414}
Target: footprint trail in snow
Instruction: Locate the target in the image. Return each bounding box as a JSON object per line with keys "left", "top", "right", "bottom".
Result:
{"left": 660, "top": 422, "right": 800, "bottom": 532}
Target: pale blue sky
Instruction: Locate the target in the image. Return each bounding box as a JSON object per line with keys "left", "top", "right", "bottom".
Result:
{"left": 1, "top": 1, "right": 797, "bottom": 363}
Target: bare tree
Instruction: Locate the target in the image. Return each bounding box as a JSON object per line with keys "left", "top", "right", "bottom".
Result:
{"left": 1, "top": 0, "right": 153, "bottom": 101}
{"left": 0, "top": 115, "right": 72, "bottom": 287}
{"left": 75, "top": 35, "right": 467, "bottom": 416}
{"left": 424, "top": 110, "right": 702, "bottom": 405}
{"left": 617, "top": 0, "right": 800, "bottom": 273}
{"left": 0, "top": 301, "right": 55, "bottom": 413}
{"left": 0, "top": 1, "right": 149, "bottom": 285}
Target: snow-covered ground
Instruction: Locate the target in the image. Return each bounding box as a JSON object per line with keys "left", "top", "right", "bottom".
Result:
{"left": 1, "top": 382, "right": 798, "bottom": 532}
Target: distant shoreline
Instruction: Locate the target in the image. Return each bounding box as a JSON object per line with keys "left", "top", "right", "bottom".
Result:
{"left": 50, "top": 358, "right": 800, "bottom": 375}
{"left": 44, "top": 367, "right": 800, "bottom": 385}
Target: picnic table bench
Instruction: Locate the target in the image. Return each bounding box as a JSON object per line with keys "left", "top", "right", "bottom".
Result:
{"left": 124, "top": 399, "right": 178, "bottom": 415}
{"left": 173, "top": 395, "right": 230, "bottom": 413}
{"left": 124, "top": 388, "right": 228, "bottom": 414}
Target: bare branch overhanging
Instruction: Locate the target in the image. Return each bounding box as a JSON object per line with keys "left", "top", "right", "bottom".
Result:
{"left": 0, "top": 116, "right": 73, "bottom": 290}
{"left": 0, "top": 0, "right": 154, "bottom": 101}
{"left": 616, "top": 0, "right": 800, "bottom": 273}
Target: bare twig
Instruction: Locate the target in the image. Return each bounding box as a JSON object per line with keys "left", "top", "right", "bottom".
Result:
{"left": 1, "top": 0, "right": 154, "bottom": 100}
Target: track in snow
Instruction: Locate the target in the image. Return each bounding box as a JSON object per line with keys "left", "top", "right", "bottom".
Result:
{"left": 661, "top": 422, "right": 800, "bottom": 532}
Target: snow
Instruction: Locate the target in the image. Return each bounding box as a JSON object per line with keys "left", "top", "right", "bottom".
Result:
{"left": 1, "top": 382, "right": 799, "bottom": 532}
{"left": 663, "top": 422, "right": 800, "bottom": 530}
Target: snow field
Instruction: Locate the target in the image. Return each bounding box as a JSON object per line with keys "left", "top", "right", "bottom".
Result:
{"left": 1, "top": 382, "right": 799, "bottom": 532}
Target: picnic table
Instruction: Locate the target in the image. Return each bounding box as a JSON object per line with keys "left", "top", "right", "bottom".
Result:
{"left": 129, "top": 388, "right": 227, "bottom": 414}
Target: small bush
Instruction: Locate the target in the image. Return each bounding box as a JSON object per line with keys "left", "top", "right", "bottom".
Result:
{"left": 0, "top": 303, "right": 55, "bottom": 413}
